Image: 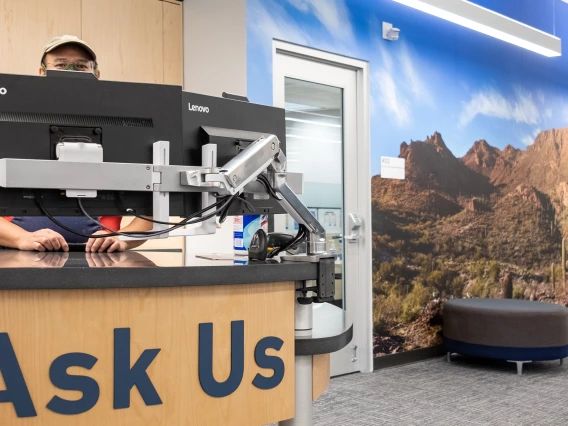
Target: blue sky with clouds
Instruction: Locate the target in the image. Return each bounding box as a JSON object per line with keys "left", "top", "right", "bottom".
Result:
{"left": 247, "top": 0, "right": 568, "bottom": 175}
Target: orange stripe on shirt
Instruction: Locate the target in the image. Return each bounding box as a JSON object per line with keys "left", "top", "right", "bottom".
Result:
{"left": 3, "top": 216, "right": 122, "bottom": 231}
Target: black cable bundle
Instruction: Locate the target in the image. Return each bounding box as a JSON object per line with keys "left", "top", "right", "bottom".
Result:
{"left": 267, "top": 224, "right": 308, "bottom": 258}
{"left": 35, "top": 192, "right": 242, "bottom": 239}
{"left": 36, "top": 173, "right": 285, "bottom": 240}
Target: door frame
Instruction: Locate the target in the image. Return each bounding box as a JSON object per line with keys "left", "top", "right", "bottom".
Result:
{"left": 272, "top": 40, "right": 373, "bottom": 374}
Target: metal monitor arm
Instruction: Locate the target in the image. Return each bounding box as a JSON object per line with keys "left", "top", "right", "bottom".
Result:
{"left": 201, "top": 134, "right": 335, "bottom": 304}
{"left": 200, "top": 134, "right": 327, "bottom": 256}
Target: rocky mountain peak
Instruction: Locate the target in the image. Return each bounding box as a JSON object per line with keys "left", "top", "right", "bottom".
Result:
{"left": 392, "top": 132, "right": 492, "bottom": 199}
{"left": 503, "top": 144, "right": 517, "bottom": 155}
{"left": 425, "top": 131, "right": 449, "bottom": 153}
{"left": 461, "top": 139, "right": 500, "bottom": 178}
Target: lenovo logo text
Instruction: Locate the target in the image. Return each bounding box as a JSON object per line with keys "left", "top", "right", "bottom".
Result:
{"left": 188, "top": 103, "right": 209, "bottom": 113}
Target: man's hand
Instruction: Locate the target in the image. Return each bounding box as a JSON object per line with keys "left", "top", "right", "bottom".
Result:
{"left": 17, "top": 229, "right": 69, "bottom": 252}
{"left": 86, "top": 231, "right": 127, "bottom": 253}
{"left": 85, "top": 252, "right": 128, "bottom": 267}
{"left": 31, "top": 252, "right": 69, "bottom": 268}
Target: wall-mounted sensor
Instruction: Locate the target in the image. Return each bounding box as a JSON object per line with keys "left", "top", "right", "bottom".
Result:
{"left": 382, "top": 22, "right": 400, "bottom": 41}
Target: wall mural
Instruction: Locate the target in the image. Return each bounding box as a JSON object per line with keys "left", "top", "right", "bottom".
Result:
{"left": 247, "top": 0, "right": 568, "bottom": 357}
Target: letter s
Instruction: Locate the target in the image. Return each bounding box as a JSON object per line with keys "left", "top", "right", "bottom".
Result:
{"left": 252, "top": 337, "right": 285, "bottom": 390}
{"left": 46, "top": 353, "right": 99, "bottom": 415}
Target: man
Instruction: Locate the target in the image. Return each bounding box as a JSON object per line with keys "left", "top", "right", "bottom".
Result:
{"left": 0, "top": 35, "right": 152, "bottom": 252}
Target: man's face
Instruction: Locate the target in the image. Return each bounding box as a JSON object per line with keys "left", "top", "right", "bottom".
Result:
{"left": 39, "top": 44, "right": 100, "bottom": 78}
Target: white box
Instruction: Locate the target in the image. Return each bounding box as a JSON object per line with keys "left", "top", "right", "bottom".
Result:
{"left": 381, "top": 156, "right": 405, "bottom": 180}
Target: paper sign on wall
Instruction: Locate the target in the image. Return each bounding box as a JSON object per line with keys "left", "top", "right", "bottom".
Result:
{"left": 381, "top": 156, "right": 405, "bottom": 180}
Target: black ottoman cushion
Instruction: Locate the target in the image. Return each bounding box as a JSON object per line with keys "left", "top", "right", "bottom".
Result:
{"left": 443, "top": 298, "right": 568, "bottom": 361}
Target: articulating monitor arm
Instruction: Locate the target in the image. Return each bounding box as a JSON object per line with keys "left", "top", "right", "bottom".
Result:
{"left": 204, "top": 134, "right": 328, "bottom": 255}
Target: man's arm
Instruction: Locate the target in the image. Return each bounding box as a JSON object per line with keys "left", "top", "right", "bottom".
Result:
{"left": 85, "top": 217, "right": 153, "bottom": 252}
{"left": 0, "top": 218, "right": 68, "bottom": 251}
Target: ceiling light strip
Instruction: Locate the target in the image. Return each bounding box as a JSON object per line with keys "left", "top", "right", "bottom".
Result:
{"left": 393, "top": 0, "right": 561, "bottom": 57}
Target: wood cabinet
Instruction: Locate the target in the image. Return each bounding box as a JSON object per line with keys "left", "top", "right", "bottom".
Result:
{"left": 0, "top": 0, "right": 183, "bottom": 84}
{"left": 0, "top": 0, "right": 82, "bottom": 75}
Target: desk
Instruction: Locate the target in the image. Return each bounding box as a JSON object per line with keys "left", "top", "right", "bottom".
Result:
{"left": 0, "top": 250, "right": 351, "bottom": 426}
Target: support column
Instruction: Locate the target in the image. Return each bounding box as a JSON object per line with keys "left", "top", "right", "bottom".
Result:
{"left": 280, "top": 287, "right": 314, "bottom": 426}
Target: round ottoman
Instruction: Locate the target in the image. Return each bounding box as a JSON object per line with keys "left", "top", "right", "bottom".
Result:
{"left": 443, "top": 298, "right": 568, "bottom": 374}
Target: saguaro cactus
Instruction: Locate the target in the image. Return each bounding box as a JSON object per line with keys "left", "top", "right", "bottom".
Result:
{"left": 560, "top": 238, "right": 566, "bottom": 296}
{"left": 552, "top": 263, "right": 556, "bottom": 294}
{"left": 502, "top": 273, "right": 513, "bottom": 299}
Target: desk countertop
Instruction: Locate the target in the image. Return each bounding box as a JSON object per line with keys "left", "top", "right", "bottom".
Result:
{"left": 0, "top": 250, "right": 318, "bottom": 290}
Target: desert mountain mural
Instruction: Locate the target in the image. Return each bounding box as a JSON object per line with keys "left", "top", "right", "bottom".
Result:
{"left": 372, "top": 128, "right": 568, "bottom": 356}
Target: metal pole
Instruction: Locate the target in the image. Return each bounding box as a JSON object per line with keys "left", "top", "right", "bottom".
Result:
{"left": 280, "top": 285, "right": 314, "bottom": 426}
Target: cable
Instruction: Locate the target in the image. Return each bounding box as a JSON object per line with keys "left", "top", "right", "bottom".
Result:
{"left": 268, "top": 225, "right": 306, "bottom": 258}
{"left": 79, "top": 193, "right": 240, "bottom": 238}
{"left": 257, "top": 175, "right": 279, "bottom": 199}
{"left": 117, "top": 195, "right": 231, "bottom": 226}
{"left": 267, "top": 224, "right": 308, "bottom": 258}
{"left": 36, "top": 191, "right": 241, "bottom": 241}
{"left": 36, "top": 197, "right": 120, "bottom": 239}
{"left": 38, "top": 171, "right": 281, "bottom": 240}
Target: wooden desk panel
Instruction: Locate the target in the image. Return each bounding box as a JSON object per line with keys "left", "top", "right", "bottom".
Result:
{"left": 0, "top": 282, "right": 295, "bottom": 425}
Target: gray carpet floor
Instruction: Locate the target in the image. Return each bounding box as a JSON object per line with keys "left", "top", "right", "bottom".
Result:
{"left": 308, "top": 355, "right": 568, "bottom": 425}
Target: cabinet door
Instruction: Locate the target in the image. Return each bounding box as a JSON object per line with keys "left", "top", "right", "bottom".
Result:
{"left": 0, "top": 0, "right": 81, "bottom": 75}
{"left": 82, "top": 0, "right": 164, "bottom": 84}
{"left": 163, "top": 0, "right": 183, "bottom": 85}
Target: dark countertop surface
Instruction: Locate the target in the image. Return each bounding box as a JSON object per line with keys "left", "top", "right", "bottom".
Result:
{"left": 0, "top": 250, "right": 318, "bottom": 290}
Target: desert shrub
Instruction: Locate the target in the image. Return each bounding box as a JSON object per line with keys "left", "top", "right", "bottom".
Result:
{"left": 418, "top": 230, "right": 432, "bottom": 245}
{"left": 426, "top": 270, "right": 444, "bottom": 288}
{"left": 373, "top": 291, "right": 404, "bottom": 333}
{"left": 469, "top": 279, "right": 490, "bottom": 298}
{"left": 449, "top": 276, "right": 465, "bottom": 297}
{"left": 513, "top": 285, "right": 525, "bottom": 300}
{"left": 400, "top": 282, "right": 430, "bottom": 323}
{"left": 488, "top": 260, "right": 500, "bottom": 283}
{"left": 391, "top": 240, "right": 405, "bottom": 251}
{"left": 470, "top": 262, "right": 485, "bottom": 280}
{"left": 413, "top": 253, "right": 432, "bottom": 270}
{"left": 373, "top": 257, "right": 412, "bottom": 296}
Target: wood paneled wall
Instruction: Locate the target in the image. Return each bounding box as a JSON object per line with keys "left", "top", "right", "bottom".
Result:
{"left": 0, "top": 0, "right": 183, "bottom": 84}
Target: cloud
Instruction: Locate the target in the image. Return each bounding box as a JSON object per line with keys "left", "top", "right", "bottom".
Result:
{"left": 458, "top": 87, "right": 540, "bottom": 128}
{"left": 545, "top": 108, "right": 553, "bottom": 119}
{"left": 286, "top": 0, "right": 310, "bottom": 12}
{"left": 537, "top": 90, "right": 545, "bottom": 104}
{"left": 249, "top": 0, "right": 358, "bottom": 71}
{"left": 399, "top": 44, "right": 432, "bottom": 105}
{"left": 371, "top": 41, "right": 433, "bottom": 128}
{"left": 521, "top": 135, "right": 534, "bottom": 146}
{"left": 373, "top": 69, "right": 411, "bottom": 126}
{"left": 286, "top": 0, "right": 355, "bottom": 46}
{"left": 521, "top": 127, "right": 542, "bottom": 146}
{"left": 249, "top": 0, "right": 311, "bottom": 46}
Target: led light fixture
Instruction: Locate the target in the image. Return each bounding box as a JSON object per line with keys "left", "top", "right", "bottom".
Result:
{"left": 393, "top": 0, "right": 561, "bottom": 57}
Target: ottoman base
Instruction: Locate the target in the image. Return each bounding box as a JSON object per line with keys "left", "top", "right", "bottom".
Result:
{"left": 444, "top": 338, "right": 568, "bottom": 374}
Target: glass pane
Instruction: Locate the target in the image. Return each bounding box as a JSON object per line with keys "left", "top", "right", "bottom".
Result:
{"left": 283, "top": 77, "right": 345, "bottom": 307}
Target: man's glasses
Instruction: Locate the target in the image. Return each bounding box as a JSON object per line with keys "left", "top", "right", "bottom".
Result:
{"left": 42, "top": 60, "right": 97, "bottom": 73}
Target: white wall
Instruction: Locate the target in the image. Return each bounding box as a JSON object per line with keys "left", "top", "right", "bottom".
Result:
{"left": 183, "top": 0, "right": 247, "bottom": 255}
{"left": 183, "top": 0, "right": 247, "bottom": 97}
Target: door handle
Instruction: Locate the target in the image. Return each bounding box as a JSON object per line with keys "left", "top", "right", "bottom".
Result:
{"left": 344, "top": 214, "right": 362, "bottom": 243}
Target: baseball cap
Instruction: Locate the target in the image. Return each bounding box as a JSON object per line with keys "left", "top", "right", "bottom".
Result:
{"left": 42, "top": 35, "right": 97, "bottom": 62}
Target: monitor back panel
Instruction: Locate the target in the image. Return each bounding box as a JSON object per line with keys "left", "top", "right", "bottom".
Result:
{"left": 182, "top": 92, "right": 288, "bottom": 216}
{"left": 0, "top": 73, "right": 185, "bottom": 217}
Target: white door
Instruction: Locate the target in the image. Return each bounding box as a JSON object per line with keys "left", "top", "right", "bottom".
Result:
{"left": 273, "top": 41, "right": 372, "bottom": 376}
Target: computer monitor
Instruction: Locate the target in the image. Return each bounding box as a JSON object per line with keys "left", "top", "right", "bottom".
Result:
{"left": 182, "top": 92, "right": 288, "bottom": 216}
{"left": 0, "top": 73, "right": 289, "bottom": 221}
{"left": 0, "top": 72, "right": 187, "bottom": 217}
